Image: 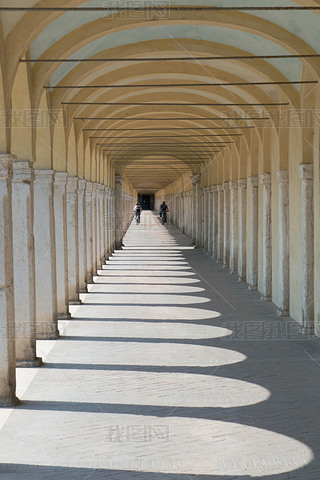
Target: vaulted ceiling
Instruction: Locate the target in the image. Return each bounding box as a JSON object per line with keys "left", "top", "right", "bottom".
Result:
{"left": 1, "top": 0, "right": 320, "bottom": 192}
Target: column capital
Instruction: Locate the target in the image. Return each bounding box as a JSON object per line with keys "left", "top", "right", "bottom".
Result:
{"left": 115, "top": 175, "right": 124, "bottom": 185}
{"left": 276, "top": 170, "right": 289, "bottom": 184}
{"left": 299, "top": 163, "right": 313, "bottom": 180}
{"left": 92, "top": 182, "right": 99, "bottom": 192}
{"left": 85, "top": 182, "right": 93, "bottom": 194}
{"left": 54, "top": 171, "right": 68, "bottom": 186}
{"left": 212, "top": 185, "right": 218, "bottom": 192}
{"left": 248, "top": 175, "right": 259, "bottom": 188}
{"left": 217, "top": 183, "right": 224, "bottom": 192}
{"left": 223, "top": 181, "right": 231, "bottom": 190}
{"left": 12, "top": 160, "right": 34, "bottom": 182}
{"left": 190, "top": 174, "right": 201, "bottom": 185}
{"left": 238, "top": 178, "right": 247, "bottom": 189}
{"left": 230, "top": 180, "right": 238, "bottom": 190}
{"left": 66, "top": 176, "right": 78, "bottom": 192}
{"left": 34, "top": 169, "right": 55, "bottom": 184}
{"left": 260, "top": 173, "right": 271, "bottom": 185}
{"left": 78, "top": 179, "right": 87, "bottom": 191}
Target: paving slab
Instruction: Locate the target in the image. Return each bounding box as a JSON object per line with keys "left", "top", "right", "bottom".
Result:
{"left": 0, "top": 211, "right": 320, "bottom": 479}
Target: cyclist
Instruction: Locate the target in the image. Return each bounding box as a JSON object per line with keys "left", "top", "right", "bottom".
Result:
{"left": 159, "top": 201, "right": 169, "bottom": 224}
{"left": 133, "top": 202, "right": 142, "bottom": 224}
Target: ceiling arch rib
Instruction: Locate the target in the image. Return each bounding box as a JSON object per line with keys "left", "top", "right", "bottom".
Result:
{"left": 4, "top": 1, "right": 320, "bottom": 192}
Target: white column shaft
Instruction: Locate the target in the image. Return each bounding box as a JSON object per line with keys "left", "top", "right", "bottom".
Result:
{"left": 12, "top": 161, "right": 39, "bottom": 365}
{"left": 260, "top": 173, "right": 272, "bottom": 301}
{"left": 78, "top": 179, "right": 87, "bottom": 292}
{"left": 217, "top": 185, "right": 224, "bottom": 261}
{"left": 34, "top": 170, "right": 58, "bottom": 338}
{"left": 230, "top": 181, "right": 238, "bottom": 273}
{"left": 299, "top": 164, "right": 314, "bottom": 334}
{"left": 238, "top": 179, "right": 247, "bottom": 281}
{"left": 54, "top": 172, "right": 69, "bottom": 318}
{"left": 85, "top": 182, "right": 93, "bottom": 282}
{"left": 223, "top": 182, "right": 230, "bottom": 266}
{"left": 66, "top": 177, "right": 79, "bottom": 303}
{"left": 207, "top": 189, "right": 213, "bottom": 255}
{"left": 0, "top": 155, "right": 17, "bottom": 406}
{"left": 277, "top": 170, "right": 289, "bottom": 316}
{"left": 248, "top": 176, "right": 259, "bottom": 289}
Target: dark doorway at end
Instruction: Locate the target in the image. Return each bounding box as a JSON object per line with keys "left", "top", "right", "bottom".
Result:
{"left": 138, "top": 194, "right": 155, "bottom": 210}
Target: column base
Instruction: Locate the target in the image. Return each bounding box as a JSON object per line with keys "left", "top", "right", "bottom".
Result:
{"left": 69, "top": 299, "right": 81, "bottom": 305}
{"left": 16, "top": 357, "right": 42, "bottom": 368}
{"left": 79, "top": 288, "right": 88, "bottom": 294}
{"left": 0, "top": 396, "right": 19, "bottom": 408}
{"left": 248, "top": 284, "right": 257, "bottom": 291}
{"left": 36, "top": 331, "right": 60, "bottom": 340}
{"left": 277, "top": 308, "right": 289, "bottom": 317}
{"left": 57, "top": 312, "right": 72, "bottom": 320}
{"left": 261, "top": 295, "right": 272, "bottom": 302}
{"left": 238, "top": 275, "right": 246, "bottom": 282}
{"left": 300, "top": 325, "right": 315, "bottom": 336}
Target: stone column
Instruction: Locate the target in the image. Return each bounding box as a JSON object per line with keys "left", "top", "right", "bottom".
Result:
{"left": 230, "top": 181, "right": 238, "bottom": 274}
{"left": 78, "top": 179, "right": 87, "bottom": 293}
{"left": 260, "top": 173, "right": 272, "bottom": 301}
{"left": 190, "top": 174, "right": 200, "bottom": 245}
{"left": 276, "top": 170, "right": 289, "bottom": 316}
{"left": 203, "top": 188, "right": 208, "bottom": 252}
{"left": 238, "top": 178, "right": 247, "bottom": 282}
{"left": 104, "top": 187, "right": 111, "bottom": 259}
{"left": 91, "top": 183, "right": 98, "bottom": 273}
{"left": 11, "top": 161, "right": 40, "bottom": 366}
{"left": 85, "top": 182, "right": 93, "bottom": 283}
{"left": 111, "top": 190, "right": 116, "bottom": 252}
{"left": 223, "top": 182, "right": 231, "bottom": 267}
{"left": 207, "top": 187, "right": 213, "bottom": 255}
{"left": 212, "top": 186, "right": 218, "bottom": 259}
{"left": 66, "top": 177, "right": 79, "bottom": 304}
{"left": 299, "top": 164, "right": 314, "bottom": 334}
{"left": 103, "top": 187, "right": 109, "bottom": 259}
{"left": 99, "top": 185, "right": 106, "bottom": 264}
{"left": 34, "top": 170, "right": 58, "bottom": 339}
{"left": 247, "top": 176, "right": 259, "bottom": 290}
{"left": 0, "top": 155, "right": 17, "bottom": 406}
{"left": 115, "top": 175, "right": 124, "bottom": 249}
{"left": 54, "top": 172, "right": 69, "bottom": 319}
{"left": 217, "top": 184, "right": 224, "bottom": 261}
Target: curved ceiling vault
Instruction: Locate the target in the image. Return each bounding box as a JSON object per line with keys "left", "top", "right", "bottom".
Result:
{"left": 2, "top": 0, "right": 320, "bottom": 192}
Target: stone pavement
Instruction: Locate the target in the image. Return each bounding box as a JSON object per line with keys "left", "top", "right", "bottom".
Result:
{"left": 0, "top": 211, "right": 320, "bottom": 479}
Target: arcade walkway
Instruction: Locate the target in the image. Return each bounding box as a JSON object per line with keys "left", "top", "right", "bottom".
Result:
{"left": 0, "top": 212, "right": 320, "bottom": 479}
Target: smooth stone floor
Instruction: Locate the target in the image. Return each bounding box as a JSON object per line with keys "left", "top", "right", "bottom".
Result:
{"left": 1, "top": 211, "right": 320, "bottom": 479}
